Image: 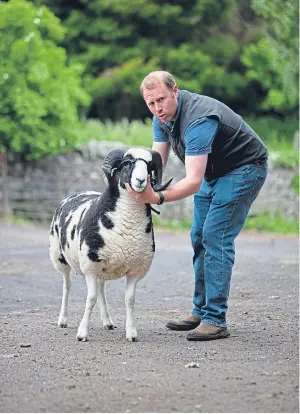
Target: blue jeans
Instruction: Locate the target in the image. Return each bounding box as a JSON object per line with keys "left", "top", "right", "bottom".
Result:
{"left": 190, "top": 161, "right": 268, "bottom": 327}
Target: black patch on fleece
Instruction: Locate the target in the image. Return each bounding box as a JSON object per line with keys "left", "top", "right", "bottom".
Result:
{"left": 71, "top": 225, "right": 76, "bottom": 240}
{"left": 151, "top": 230, "right": 155, "bottom": 252}
{"left": 79, "top": 184, "right": 120, "bottom": 262}
{"left": 145, "top": 205, "right": 155, "bottom": 251}
{"left": 56, "top": 192, "right": 100, "bottom": 252}
{"left": 101, "top": 214, "right": 114, "bottom": 230}
{"left": 88, "top": 251, "right": 102, "bottom": 262}
{"left": 145, "top": 204, "right": 151, "bottom": 217}
{"left": 58, "top": 254, "right": 68, "bottom": 265}
{"left": 145, "top": 204, "right": 155, "bottom": 253}
{"left": 50, "top": 206, "right": 60, "bottom": 236}
{"left": 78, "top": 208, "right": 87, "bottom": 236}
{"left": 145, "top": 220, "right": 152, "bottom": 234}
{"left": 61, "top": 215, "right": 72, "bottom": 251}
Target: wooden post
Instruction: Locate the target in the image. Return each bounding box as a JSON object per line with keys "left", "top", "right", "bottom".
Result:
{"left": 0, "top": 152, "right": 11, "bottom": 219}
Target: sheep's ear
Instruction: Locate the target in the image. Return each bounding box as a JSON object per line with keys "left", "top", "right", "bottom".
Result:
{"left": 102, "top": 148, "right": 127, "bottom": 179}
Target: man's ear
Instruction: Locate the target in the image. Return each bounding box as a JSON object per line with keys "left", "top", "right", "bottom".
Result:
{"left": 172, "top": 85, "right": 178, "bottom": 98}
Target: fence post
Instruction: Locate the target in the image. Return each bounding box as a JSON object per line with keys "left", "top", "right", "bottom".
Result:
{"left": 0, "top": 152, "right": 11, "bottom": 219}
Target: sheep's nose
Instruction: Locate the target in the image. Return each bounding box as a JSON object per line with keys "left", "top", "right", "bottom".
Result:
{"left": 136, "top": 178, "right": 145, "bottom": 185}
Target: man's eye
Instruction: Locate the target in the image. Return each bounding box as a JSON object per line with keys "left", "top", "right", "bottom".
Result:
{"left": 158, "top": 98, "right": 164, "bottom": 102}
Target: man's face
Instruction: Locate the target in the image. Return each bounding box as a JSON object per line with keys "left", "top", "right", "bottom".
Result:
{"left": 143, "top": 82, "right": 179, "bottom": 123}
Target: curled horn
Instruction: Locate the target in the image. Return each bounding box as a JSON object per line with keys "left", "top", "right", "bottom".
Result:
{"left": 102, "top": 147, "right": 127, "bottom": 179}
{"left": 150, "top": 150, "right": 173, "bottom": 191}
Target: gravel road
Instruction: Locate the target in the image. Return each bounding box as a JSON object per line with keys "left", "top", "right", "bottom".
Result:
{"left": 0, "top": 221, "right": 299, "bottom": 413}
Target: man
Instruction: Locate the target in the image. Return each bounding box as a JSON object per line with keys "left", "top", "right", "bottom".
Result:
{"left": 126, "top": 71, "right": 268, "bottom": 341}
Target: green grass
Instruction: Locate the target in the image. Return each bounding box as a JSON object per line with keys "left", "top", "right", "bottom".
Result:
{"left": 153, "top": 216, "right": 192, "bottom": 231}
{"left": 84, "top": 118, "right": 154, "bottom": 148}
{"left": 239, "top": 116, "right": 298, "bottom": 168}
{"left": 4, "top": 211, "right": 298, "bottom": 235}
{"left": 83, "top": 115, "right": 299, "bottom": 168}
{"left": 291, "top": 173, "right": 299, "bottom": 195}
{"left": 245, "top": 116, "right": 298, "bottom": 146}
{"left": 5, "top": 215, "right": 33, "bottom": 226}
{"left": 154, "top": 212, "right": 299, "bottom": 234}
{"left": 244, "top": 212, "right": 299, "bottom": 234}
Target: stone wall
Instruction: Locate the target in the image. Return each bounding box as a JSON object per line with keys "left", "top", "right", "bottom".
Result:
{"left": 0, "top": 141, "right": 298, "bottom": 223}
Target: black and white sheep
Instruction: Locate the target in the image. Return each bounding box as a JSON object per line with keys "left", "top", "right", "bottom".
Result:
{"left": 49, "top": 147, "right": 172, "bottom": 342}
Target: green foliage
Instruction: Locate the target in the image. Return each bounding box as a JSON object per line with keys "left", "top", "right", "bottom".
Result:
{"left": 0, "top": 0, "right": 91, "bottom": 159}
{"left": 153, "top": 212, "right": 299, "bottom": 234}
{"left": 291, "top": 173, "right": 299, "bottom": 196}
{"left": 242, "top": 0, "right": 299, "bottom": 114}
{"left": 84, "top": 116, "right": 298, "bottom": 168}
{"left": 245, "top": 116, "right": 298, "bottom": 143}
{"left": 39, "top": 0, "right": 298, "bottom": 119}
{"left": 83, "top": 118, "right": 154, "bottom": 147}
{"left": 1, "top": 0, "right": 297, "bottom": 158}
{"left": 7, "top": 215, "right": 32, "bottom": 226}
{"left": 244, "top": 212, "right": 299, "bottom": 234}
{"left": 245, "top": 116, "right": 299, "bottom": 168}
{"left": 43, "top": 0, "right": 268, "bottom": 119}
{"left": 152, "top": 216, "right": 192, "bottom": 231}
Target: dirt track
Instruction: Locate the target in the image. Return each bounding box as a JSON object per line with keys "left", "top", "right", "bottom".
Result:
{"left": 0, "top": 221, "right": 299, "bottom": 413}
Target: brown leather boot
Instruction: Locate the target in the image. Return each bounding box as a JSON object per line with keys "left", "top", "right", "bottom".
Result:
{"left": 186, "top": 322, "right": 230, "bottom": 340}
{"left": 166, "top": 314, "right": 201, "bottom": 331}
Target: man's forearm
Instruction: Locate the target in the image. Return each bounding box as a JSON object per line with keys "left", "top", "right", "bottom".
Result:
{"left": 162, "top": 177, "right": 201, "bottom": 202}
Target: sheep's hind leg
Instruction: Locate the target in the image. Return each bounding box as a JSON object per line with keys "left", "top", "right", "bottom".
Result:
{"left": 125, "top": 275, "right": 141, "bottom": 342}
{"left": 97, "top": 279, "right": 114, "bottom": 330}
{"left": 58, "top": 267, "right": 72, "bottom": 328}
{"left": 76, "top": 274, "right": 98, "bottom": 342}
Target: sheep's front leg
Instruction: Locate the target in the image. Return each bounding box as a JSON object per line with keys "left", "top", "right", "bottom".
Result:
{"left": 125, "top": 275, "right": 140, "bottom": 342}
{"left": 77, "top": 275, "right": 98, "bottom": 342}
{"left": 57, "top": 267, "right": 71, "bottom": 328}
{"left": 97, "top": 279, "right": 114, "bottom": 330}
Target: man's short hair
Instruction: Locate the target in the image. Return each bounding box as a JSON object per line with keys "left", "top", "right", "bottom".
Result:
{"left": 140, "top": 71, "right": 176, "bottom": 96}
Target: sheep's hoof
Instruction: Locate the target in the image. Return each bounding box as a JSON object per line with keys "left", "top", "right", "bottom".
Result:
{"left": 126, "top": 326, "right": 137, "bottom": 342}
{"left": 104, "top": 324, "right": 115, "bottom": 331}
{"left": 58, "top": 316, "right": 68, "bottom": 328}
{"left": 127, "top": 336, "right": 137, "bottom": 342}
{"left": 77, "top": 335, "right": 88, "bottom": 342}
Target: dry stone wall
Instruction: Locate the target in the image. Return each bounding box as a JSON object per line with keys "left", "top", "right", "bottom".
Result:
{"left": 1, "top": 141, "right": 298, "bottom": 224}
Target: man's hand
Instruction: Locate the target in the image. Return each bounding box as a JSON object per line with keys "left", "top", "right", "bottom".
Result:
{"left": 125, "top": 176, "right": 159, "bottom": 204}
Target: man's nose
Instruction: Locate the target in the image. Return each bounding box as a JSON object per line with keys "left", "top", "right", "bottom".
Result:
{"left": 155, "top": 102, "right": 163, "bottom": 113}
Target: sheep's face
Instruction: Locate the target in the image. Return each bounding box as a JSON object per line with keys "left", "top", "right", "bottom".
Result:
{"left": 119, "top": 149, "right": 152, "bottom": 193}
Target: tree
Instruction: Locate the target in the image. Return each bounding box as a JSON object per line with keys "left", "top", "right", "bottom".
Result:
{"left": 40, "top": 0, "right": 298, "bottom": 120}
{"left": 0, "top": 0, "right": 91, "bottom": 159}
{"left": 43, "top": 0, "right": 258, "bottom": 120}
{"left": 241, "top": 0, "right": 299, "bottom": 114}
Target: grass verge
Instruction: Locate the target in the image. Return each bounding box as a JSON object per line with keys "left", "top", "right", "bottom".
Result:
{"left": 154, "top": 212, "right": 299, "bottom": 235}
{"left": 2, "top": 212, "right": 298, "bottom": 235}
{"left": 83, "top": 116, "right": 299, "bottom": 168}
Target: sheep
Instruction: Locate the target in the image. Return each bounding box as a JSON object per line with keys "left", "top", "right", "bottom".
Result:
{"left": 49, "top": 147, "right": 172, "bottom": 342}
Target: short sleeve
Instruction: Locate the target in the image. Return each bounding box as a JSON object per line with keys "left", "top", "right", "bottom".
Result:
{"left": 152, "top": 116, "right": 169, "bottom": 143}
{"left": 184, "top": 117, "right": 218, "bottom": 156}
